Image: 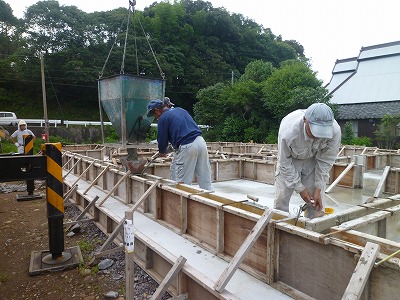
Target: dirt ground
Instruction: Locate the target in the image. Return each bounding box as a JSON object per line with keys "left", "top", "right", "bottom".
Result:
{"left": 0, "top": 182, "right": 163, "bottom": 300}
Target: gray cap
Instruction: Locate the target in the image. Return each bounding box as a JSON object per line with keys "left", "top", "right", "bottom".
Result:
{"left": 304, "top": 103, "right": 334, "bottom": 139}
{"left": 163, "top": 97, "right": 174, "bottom": 107}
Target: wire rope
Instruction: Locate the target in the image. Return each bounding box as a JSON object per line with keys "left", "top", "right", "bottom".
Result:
{"left": 137, "top": 17, "right": 165, "bottom": 79}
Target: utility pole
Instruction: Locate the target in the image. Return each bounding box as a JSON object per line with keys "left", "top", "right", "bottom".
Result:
{"left": 40, "top": 53, "right": 49, "bottom": 142}
{"left": 231, "top": 70, "right": 234, "bottom": 85}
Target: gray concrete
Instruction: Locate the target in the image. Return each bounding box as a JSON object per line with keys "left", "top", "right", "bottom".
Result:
{"left": 209, "top": 169, "right": 384, "bottom": 218}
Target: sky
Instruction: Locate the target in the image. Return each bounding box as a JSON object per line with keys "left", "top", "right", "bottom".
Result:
{"left": 4, "top": 0, "right": 400, "bottom": 85}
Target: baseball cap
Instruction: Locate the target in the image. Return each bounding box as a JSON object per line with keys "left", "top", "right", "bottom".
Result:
{"left": 304, "top": 103, "right": 334, "bottom": 138}
{"left": 147, "top": 99, "right": 164, "bottom": 117}
{"left": 163, "top": 97, "right": 175, "bottom": 107}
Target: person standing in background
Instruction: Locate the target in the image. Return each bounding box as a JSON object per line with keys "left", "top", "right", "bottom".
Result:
{"left": 10, "top": 120, "right": 35, "bottom": 154}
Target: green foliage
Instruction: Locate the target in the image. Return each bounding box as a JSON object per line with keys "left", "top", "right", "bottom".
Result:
{"left": 262, "top": 60, "right": 328, "bottom": 122}
{"left": 374, "top": 114, "right": 400, "bottom": 149}
{"left": 104, "top": 126, "right": 120, "bottom": 143}
{"left": 195, "top": 57, "right": 329, "bottom": 143}
{"left": 352, "top": 136, "right": 372, "bottom": 146}
{"left": 342, "top": 122, "right": 354, "bottom": 145}
{"left": 0, "top": 0, "right": 303, "bottom": 120}
{"left": 240, "top": 60, "right": 276, "bottom": 83}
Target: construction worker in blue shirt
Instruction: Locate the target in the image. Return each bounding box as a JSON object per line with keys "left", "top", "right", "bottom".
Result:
{"left": 147, "top": 99, "right": 212, "bottom": 190}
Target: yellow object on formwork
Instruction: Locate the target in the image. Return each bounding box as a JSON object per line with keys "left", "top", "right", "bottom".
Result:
{"left": 325, "top": 207, "right": 335, "bottom": 214}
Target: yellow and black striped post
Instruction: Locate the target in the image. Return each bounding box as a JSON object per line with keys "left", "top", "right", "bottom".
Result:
{"left": 42, "top": 143, "right": 69, "bottom": 261}
{"left": 23, "top": 134, "right": 34, "bottom": 195}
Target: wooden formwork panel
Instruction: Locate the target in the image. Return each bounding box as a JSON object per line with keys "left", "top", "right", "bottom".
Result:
{"left": 366, "top": 155, "right": 376, "bottom": 170}
{"left": 255, "top": 162, "right": 275, "bottom": 184}
{"left": 160, "top": 189, "right": 182, "bottom": 230}
{"left": 242, "top": 161, "right": 275, "bottom": 184}
{"left": 213, "top": 160, "right": 240, "bottom": 181}
{"left": 151, "top": 164, "right": 171, "bottom": 179}
{"left": 223, "top": 212, "right": 268, "bottom": 275}
{"left": 278, "top": 232, "right": 356, "bottom": 300}
{"left": 370, "top": 264, "right": 400, "bottom": 299}
{"left": 332, "top": 164, "right": 354, "bottom": 187}
{"left": 385, "top": 215, "right": 400, "bottom": 242}
{"left": 86, "top": 149, "right": 102, "bottom": 160}
{"left": 385, "top": 170, "right": 399, "bottom": 194}
{"left": 390, "top": 155, "right": 400, "bottom": 168}
{"left": 187, "top": 200, "right": 218, "bottom": 248}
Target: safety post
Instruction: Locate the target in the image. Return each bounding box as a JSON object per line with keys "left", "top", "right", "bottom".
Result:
{"left": 42, "top": 142, "right": 71, "bottom": 263}
{"left": 24, "top": 134, "right": 35, "bottom": 194}
{"left": 16, "top": 135, "right": 42, "bottom": 201}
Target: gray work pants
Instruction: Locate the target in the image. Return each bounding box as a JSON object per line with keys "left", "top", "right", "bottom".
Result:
{"left": 174, "top": 136, "right": 212, "bottom": 190}
{"left": 274, "top": 158, "right": 324, "bottom": 218}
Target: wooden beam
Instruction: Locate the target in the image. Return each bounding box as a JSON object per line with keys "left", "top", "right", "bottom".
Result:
{"left": 98, "top": 170, "right": 131, "bottom": 206}
{"left": 374, "top": 166, "right": 390, "bottom": 198}
{"left": 65, "top": 195, "right": 99, "bottom": 231}
{"left": 214, "top": 208, "right": 273, "bottom": 292}
{"left": 326, "top": 162, "right": 355, "bottom": 193}
{"left": 83, "top": 165, "right": 110, "bottom": 195}
{"left": 62, "top": 157, "right": 82, "bottom": 179}
{"left": 342, "top": 242, "right": 380, "bottom": 300}
{"left": 91, "top": 179, "right": 160, "bottom": 264}
{"left": 150, "top": 256, "right": 187, "bottom": 300}
{"left": 70, "top": 160, "right": 96, "bottom": 187}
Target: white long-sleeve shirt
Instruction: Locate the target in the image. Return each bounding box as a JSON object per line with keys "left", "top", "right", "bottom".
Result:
{"left": 277, "top": 109, "right": 341, "bottom": 193}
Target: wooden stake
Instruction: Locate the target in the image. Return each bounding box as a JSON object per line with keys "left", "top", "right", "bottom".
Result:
{"left": 342, "top": 242, "right": 380, "bottom": 300}
{"left": 373, "top": 166, "right": 390, "bottom": 198}
{"left": 125, "top": 211, "right": 135, "bottom": 300}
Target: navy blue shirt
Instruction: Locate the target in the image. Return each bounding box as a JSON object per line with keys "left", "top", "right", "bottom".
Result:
{"left": 157, "top": 107, "right": 202, "bottom": 153}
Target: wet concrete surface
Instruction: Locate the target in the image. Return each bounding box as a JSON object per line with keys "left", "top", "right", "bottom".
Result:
{"left": 210, "top": 169, "right": 384, "bottom": 217}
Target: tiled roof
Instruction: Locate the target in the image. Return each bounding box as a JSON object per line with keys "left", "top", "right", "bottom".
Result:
{"left": 337, "top": 101, "right": 400, "bottom": 120}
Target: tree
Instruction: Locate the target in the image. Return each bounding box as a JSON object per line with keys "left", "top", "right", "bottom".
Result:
{"left": 374, "top": 114, "right": 400, "bottom": 149}
{"left": 262, "top": 59, "right": 328, "bottom": 123}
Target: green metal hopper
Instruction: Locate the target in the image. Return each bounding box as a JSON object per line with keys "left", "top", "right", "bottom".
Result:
{"left": 98, "top": 75, "right": 165, "bottom": 144}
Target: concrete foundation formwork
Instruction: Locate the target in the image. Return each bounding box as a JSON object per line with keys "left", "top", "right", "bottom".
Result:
{"left": 61, "top": 143, "right": 400, "bottom": 300}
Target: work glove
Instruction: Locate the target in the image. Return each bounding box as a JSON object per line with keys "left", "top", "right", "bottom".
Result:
{"left": 14, "top": 142, "right": 19, "bottom": 147}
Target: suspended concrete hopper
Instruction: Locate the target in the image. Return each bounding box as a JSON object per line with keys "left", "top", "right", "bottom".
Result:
{"left": 98, "top": 75, "right": 165, "bottom": 144}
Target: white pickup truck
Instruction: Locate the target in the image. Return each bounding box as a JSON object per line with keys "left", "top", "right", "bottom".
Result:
{"left": 0, "top": 112, "right": 18, "bottom": 126}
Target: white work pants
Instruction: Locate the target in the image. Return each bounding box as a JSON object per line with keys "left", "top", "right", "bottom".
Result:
{"left": 174, "top": 136, "right": 212, "bottom": 190}
{"left": 274, "top": 158, "right": 325, "bottom": 218}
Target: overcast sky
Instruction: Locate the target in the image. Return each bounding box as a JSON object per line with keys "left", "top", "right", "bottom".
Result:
{"left": 4, "top": 0, "right": 400, "bottom": 84}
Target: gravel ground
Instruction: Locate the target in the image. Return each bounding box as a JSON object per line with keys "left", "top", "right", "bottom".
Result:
{"left": 0, "top": 181, "right": 171, "bottom": 300}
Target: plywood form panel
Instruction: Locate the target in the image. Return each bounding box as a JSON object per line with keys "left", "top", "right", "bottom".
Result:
{"left": 160, "top": 189, "right": 182, "bottom": 230}
{"left": 255, "top": 161, "right": 275, "bottom": 184}
{"left": 186, "top": 278, "right": 221, "bottom": 300}
{"left": 242, "top": 161, "right": 256, "bottom": 181}
{"left": 333, "top": 164, "right": 354, "bottom": 187}
{"left": 152, "top": 164, "right": 171, "bottom": 179}
{"left": 223, "top": 212, "right": 268, "bottom": 274}
{"left": 369, "top": 266, "right": 400, "bottom": 299}
{"left": 214, "top": 160, "right": 240, "bottom": 181}
{"left": 385, "top": 170, "right": 399, "bottom": 194}
{"left": 366, "top": 156, "right": 376, "bottom": 170}
{"left": 386, "top": 214, "right": 400, "bottom": 242}
{"left": 186, "top": 200, "right": 217, "bottom": 249}
{"left": 278, "top": 231, "right": 355, "bottom": 300}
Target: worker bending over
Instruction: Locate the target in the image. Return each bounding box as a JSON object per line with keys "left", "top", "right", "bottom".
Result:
{"left": 147, "top": 99, "right": 212, "bottom": 190}
{"left": 274, "top": 103, "right": 341, "bottom": 218}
